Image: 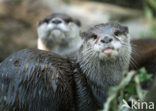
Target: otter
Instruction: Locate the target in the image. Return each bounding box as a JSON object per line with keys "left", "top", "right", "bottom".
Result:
{"left": 37, "top": 13, "right": 83, "bottom": 56}
{"left": 130, "top": 38, "right": 156, "bottom": 75}
{"left": 0, "top": 23, "right": 131, "bottom": 111}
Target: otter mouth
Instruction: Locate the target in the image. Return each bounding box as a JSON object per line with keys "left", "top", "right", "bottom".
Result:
{"left": 50, "top": 29, "right": 66, "bottom": 40}
{"left": 51, "top": 27, "right": 62, "bottom": 31}
{"left": 51, "top": 27, "right": 65, "bottom": 35}
{"left": 102, "top": 47, "right": 115, "bottom": 55}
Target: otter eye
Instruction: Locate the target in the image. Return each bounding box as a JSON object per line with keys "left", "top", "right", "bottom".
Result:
{"left": 65, "top": 19, "right": 72, "bottom": 24}
{"left": 44, "top": 18, "right": 50, "bottom": 23}
{"left": 114, "top": 30, "right": 121, "bottom": 36}
{"left": 91, "top": 34, "right": 97, "bottom": 40}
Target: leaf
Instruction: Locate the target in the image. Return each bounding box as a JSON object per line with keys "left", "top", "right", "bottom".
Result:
{"left": 138, "top": 67, "right": 153, "bottom": 83}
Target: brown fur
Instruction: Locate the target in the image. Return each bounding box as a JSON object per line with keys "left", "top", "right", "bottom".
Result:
{"left": 130, "top": 38, "right": 156, "bottom": 75}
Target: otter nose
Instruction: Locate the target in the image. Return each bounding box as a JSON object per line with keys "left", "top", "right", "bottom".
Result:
{"left": 52, "top": 19, "right": 62, "bottom": 24}
{"left": 101, "top": 37, "right": 113, "bottom": 43}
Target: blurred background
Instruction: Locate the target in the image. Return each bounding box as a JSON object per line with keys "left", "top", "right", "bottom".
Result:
{"left": 0, "top": 0, "right": 156, "bottom": 62}
{"left": 0, "top": 1, "right": 156, "bottom": 110}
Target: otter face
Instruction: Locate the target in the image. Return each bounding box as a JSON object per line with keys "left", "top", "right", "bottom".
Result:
{"left": 37, "top": 13, "right": 81, "bottom": 41}
{"left": 82, "top": 23, "right": 131, "bottom": 60}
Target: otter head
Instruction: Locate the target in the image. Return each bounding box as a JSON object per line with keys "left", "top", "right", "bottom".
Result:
{"left": 79, "top": 23, "right": 131, "bottom": 86}
{"left": 81, "top": 23, "right": 131, "bottom": 61}
{"left": 37, "top": 13, "right": 81, "bottom": 42}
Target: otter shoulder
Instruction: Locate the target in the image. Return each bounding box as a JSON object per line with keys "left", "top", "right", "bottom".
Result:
{"left": 0, "top": 48, "right": 75, "bottom": 111}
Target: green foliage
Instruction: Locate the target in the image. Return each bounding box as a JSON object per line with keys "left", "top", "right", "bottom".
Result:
{"left": 62, "top": 0, "right": 71, "bottom": 4}
{"left": 124, "top": 81, "right": 136, "bottom": 98}
{"left": 5, "top": 0, "right": 22, "bottom": 4}
{"left": 103, "top": 68, "right": 153, "bottom": 111}
{"left": 138, "top": 68, "right": 153, "bottom": 83}
{"left": 123, "top": 68, "right": 153, "bottom": 101}
{"left": 144, "top": 0, "right": 156, "bottom": 37}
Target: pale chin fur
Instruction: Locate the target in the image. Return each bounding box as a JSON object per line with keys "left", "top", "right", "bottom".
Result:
{"left": 95, "top": 34, "right": 131, "bottom": 60}
{"left": 37, "top": 21, "right": 83, "bottom": 56}
{"left": 78, "top": 34, "right": 131, "bottom": 87}
{"left": 89, "top": 39, "right": 121, "bottom": 60}
{"left": 37, "top": 22, "right": 68, "bottom": 41}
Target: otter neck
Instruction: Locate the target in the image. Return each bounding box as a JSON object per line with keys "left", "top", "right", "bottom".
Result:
{"left": 43, "top": 32, "right": 83, "bottom": 56}
{"left": 77, "top": 48, "right": 131, "bottom": 87}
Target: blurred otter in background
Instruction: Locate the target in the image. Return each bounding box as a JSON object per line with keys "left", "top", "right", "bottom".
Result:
{"left": 37, "top": 13, "right": 83, "bottom": 56}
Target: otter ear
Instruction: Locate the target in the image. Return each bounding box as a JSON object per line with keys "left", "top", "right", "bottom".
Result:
{"left": 122, "top": 26, "right": 129, "bottom": 34}
{"left": 73, "top": 19, "right": 81, "bottom": 27}
{"left": 37, "top": 18, "right": 49, "bottom": 26}
{"left": 37, "top": 21, "right": 42, "bottom": 26}
{"left": 80, "top": 32, "right": 87, "bottom": 39}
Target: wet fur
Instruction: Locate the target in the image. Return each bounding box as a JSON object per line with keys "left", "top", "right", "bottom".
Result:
{"left": 78, "top": 40, "right": 131, "bottom": 86}
{"left": 0, "top": 49, "right": 75, "bottom": 111}
{"left": 0, "top": 23, "right": 131, "bottom": 111}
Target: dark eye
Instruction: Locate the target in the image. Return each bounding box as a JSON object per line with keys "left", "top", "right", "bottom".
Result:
{"left": 65, "top": 19, "right": 72, "bottom": 24}
{"left": 44, "top": 18, "right": 50, "bottom": 23}
{"left": 91, "top": 34, "right": 97, "bottom": 39}
{"left": 114, "top": 30, "right": 121, "bottom": 36}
